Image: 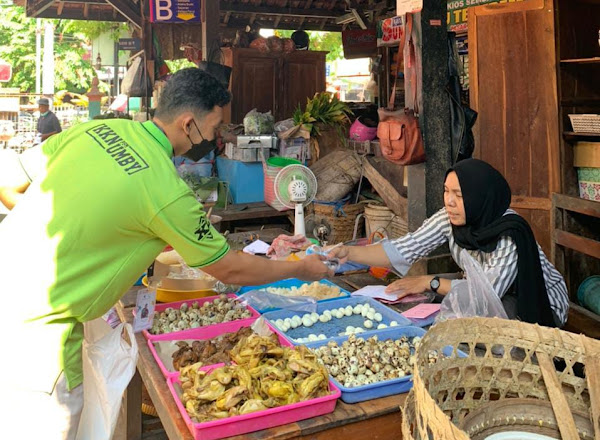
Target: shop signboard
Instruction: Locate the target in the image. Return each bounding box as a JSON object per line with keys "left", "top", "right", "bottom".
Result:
{"left": 150, "top": 0, "right": 202, "bottom": 23}
{"left": 376, "top": 16, "right": 405, "bottom": 47}
{"left": 447, "top": 0, "right": 524, "bottom": 32}
{"left": 118, "top": 38, "right": 142, "bottom": 51}
{"left": 397, "top": 0, "right": 422, "bottom": 15}
{"left": 342, "top": 29, "right": 377, "bottom": 59}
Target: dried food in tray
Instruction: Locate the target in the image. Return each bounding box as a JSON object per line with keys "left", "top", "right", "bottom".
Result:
{"left": 142, "top": 293, "right": 259, "bottom": 340}
{"left": 262, "top": 297, "right": 412, "bottom": 344}
{"left": 237, "top": 278, "right": 351, "bottom": 313}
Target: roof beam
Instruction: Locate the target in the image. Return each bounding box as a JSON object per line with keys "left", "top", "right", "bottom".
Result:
{"left": 219, "top": 1, "right": 338, "bottom": 19}
{"left": 345, "top": 0, "right": 369, "bottom": 29}
{"left": 224, "top": 19, "right": 343, "bottom": 33}
{"left": 104, "top": 0, "right": 141, "bottom": 29}
{"left": 31, "top": 6, "right": 128, "bottom": 22}
{"left": 27, "top": 0, "right": 56, "bottom": 17}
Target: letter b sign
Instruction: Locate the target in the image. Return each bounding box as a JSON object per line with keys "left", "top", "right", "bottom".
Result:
{"left": 155, "top": 0, "right": 173, "bottom": 20}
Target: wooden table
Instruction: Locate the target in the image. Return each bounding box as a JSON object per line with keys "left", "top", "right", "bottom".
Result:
{"left": 117, "top": 272, "right": 408, "bottom": 439}
{"left": 213, "top": 202, "right": 293, "bottom": 233}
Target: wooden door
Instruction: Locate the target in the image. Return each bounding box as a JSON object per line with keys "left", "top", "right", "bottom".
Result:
{"left": 282, "top": 52, "right": 327, "bottom": 119}
{"left": 469, "top": 0, "right": 560, "bottom": 255}
{"left": 229, "top": 49, "right": 280, "bottom": 124}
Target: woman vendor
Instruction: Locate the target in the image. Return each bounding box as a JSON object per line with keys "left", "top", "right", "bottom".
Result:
{"left": 329, "top": 159, "right": 569, "bottom": 328}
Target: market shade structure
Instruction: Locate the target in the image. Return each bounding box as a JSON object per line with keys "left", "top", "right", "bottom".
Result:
{"left": 16, "top": 0, "right": 396, "bottom": 32}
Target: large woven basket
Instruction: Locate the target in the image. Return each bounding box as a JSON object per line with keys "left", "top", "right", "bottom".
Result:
{"left": 402, "top": 317, "right": 600, "bottom": 439}
{"left": 311, "top": 202, "right": 365, "bottom": 244}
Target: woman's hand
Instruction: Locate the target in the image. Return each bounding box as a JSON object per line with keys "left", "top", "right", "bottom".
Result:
{"left": 324, "top": 245, "right": 350, "bottom": 264}
{"left": 385, "top": 276, "right": 431, "bottom": 299}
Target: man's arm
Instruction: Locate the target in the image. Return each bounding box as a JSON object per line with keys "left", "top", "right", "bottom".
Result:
{"left": 0, "top": 181, "right": 30, "bottom": 210}
{"left": 41, "top": 131, "right": 58, "bottom": 141}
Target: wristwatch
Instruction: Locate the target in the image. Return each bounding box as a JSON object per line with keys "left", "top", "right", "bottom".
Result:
{"left": 430, "top": 276, "right": 441, "bottom": 293}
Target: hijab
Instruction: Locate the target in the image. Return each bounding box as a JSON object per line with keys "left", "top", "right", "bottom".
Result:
{"left": 447, "top": 159, "right": 556, "bottom": 327}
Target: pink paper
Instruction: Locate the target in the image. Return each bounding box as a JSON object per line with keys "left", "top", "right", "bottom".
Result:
{"left": 402, "top": 303, "right": 441, "bottom": 319}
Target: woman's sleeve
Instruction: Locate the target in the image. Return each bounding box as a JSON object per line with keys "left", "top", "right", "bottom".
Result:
{"left": 482, "top": 236, "right": 518, "bottom": 298}
{"left": 382, "top": 208, "right": 452, "bottom": 275}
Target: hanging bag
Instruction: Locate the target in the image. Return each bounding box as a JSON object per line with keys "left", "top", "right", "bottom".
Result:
{"left": 377, "top": 14, "right": 426, "bottom": 165}
{"left": 197, "top": 41, "right": 232, "bottom": 88}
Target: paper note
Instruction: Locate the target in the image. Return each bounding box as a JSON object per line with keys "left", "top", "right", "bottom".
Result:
{"left": 402, "top": 303, "right": 441, "bottom": 320}
{"left": 351, "top": 285, "right": 399, "bottom": 302}
{"left": 243, "top": 240, "right": 270, "bottom": 255}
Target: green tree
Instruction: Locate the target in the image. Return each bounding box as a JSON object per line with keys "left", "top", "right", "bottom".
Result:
{"left": 275, "top": 30, "right": 344, "bottom": 62}
{"left": 0, "top": 6, "right": 119, "bottom": 93}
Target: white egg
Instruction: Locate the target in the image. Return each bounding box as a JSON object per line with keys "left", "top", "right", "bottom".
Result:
{"left": 374, "top": 312, "right": 383, "bottom": 322}
{"left": 361, "top": 308, "right": 369, "bottom": 317}
{"left": 366, "top": 311, "right": 375, "bottom": 320}
{"left": 344, "top": 308, "right": 353, "bottom": 317}
{"left": 275, "top": 319, "right": 284, "bottom": 328}
{"left": 323, "top": 310, "right": 332, "bottom": 318}
{"left": 284, "top": 317, "right": 292, "bottom": 326}
{"left": 308, "top": 334, "right": 318, "bottom": 342}
{"left": 364, "top": 320, "right": 373, "bottom": 329}
{"left": 290, "top": 320, "right": 299, "bottom": 329}
{"left": 354, "top": 327, "right": 364, "bottom": 333}
{"left": 354, "top": 304, "right": 363, "bottom": 314}
{"left": 334, "top": 311, "right": 342, "bottom": 319}
{"left": 339, "top": 331, "right": 347, "bottom": 336}
{"left": 302, "top": 316, "right": 314, "bottom": 327}
{"left": 345, "top": 325, "right": 355, "bottom": 334}
{"left": 302, "top": 313, "right": 311, "bottom": 322}
{"left": 377, "top": 324, "right": 388, "bottom": 330}
{"left": 311, "top": 312, "right": 319, "bottom": 321}
{"left": 291, "top": 315, "right": 301, "bottom": 322}
{"left": 337, "top": 307, "right": 346, "bottom": 316}
{"left": 319, "top": 314, "right": 329, "bottom": 323}
{"left": 282, "top": 323, "right": 290, "bottom": 332}
{"left": 318, "top": 334, "right": 327, "bottom": 340}
{"left": 390, "top": 320, "right": 399, "bottom": 327}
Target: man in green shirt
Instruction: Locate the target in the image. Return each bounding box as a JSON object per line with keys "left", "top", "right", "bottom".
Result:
{"left": 0, "top": 68, "right": 331, "bottom": 439}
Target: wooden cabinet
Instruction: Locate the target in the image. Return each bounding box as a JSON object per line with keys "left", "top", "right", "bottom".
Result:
{"left": 222, "top": 48, "right": 327, "bottom": 124}
{"left": 468, "top": 0, "right": 560, "bottom": 256}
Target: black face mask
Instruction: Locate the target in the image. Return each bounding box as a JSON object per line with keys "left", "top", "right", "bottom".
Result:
{"left": 184, "top": 119, "right": 217, "bottom": 161}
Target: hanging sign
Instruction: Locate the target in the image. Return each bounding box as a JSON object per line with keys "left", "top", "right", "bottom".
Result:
{"left": 118, "top": 38, "right": 142, "bottom": 51}
{"left": 447, "top": 0, "right": 525, "bottom": 32}
{"left": 0, "top": 60, "right": 12, "bottom": 82}
{"left": 150, "top": 0, "right": 202, "bottom": 23}
{"left": 376, "top": 16, "right": 405, "bottom": 47}
{"left": 341, "top": 29, "right": 377, "bottom": 59}
{"left": 397, "top": 0, "right": 422, "bottom": 15}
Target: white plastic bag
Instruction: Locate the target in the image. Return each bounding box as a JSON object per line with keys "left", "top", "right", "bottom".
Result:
{"left": 436, "top": 250, "right": 508, "bottom": 322}
{"left": 76, "top": 320, "right": 138, "bottom": 440}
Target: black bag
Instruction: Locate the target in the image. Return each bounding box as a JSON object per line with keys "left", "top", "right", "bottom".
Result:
{"left": 197, "top": 42, "right": 232, "bottom": 88}
{"left": 128, "top": 57, "right": 152, "bottom": 98}
{"left": 448, "top": 33, "right": 477, "bottom": 163}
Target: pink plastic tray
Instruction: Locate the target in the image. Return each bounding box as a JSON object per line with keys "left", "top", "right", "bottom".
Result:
{"left": 141, "top": 294, "right": 260, "bottom": 340}
{"left": 167, "top": 363, "right": 341, "bottom": 440}
{"left": 148, "top": 320, "right": 293, "bottom": 378}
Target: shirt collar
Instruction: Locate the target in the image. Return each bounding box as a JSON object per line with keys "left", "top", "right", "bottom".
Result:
{"left": 142, "top": 120, "right": 173, "bottom": 157}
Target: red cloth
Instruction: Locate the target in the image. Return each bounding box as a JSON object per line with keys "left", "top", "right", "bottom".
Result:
{"left": 267, "top": 234, "right": 312, "bottom": 258}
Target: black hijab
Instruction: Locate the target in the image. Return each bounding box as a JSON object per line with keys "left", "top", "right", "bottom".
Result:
{"left": 447, "top": 159, "right": 556, "bottom": 327}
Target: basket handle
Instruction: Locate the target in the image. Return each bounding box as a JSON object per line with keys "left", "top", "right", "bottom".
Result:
{"left": 537, "top": 352, "right": 580, "bottom": 440}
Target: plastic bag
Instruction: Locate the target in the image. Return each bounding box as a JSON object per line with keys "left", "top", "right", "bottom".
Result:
{"left": 243, "top": 108, "right": 275, "bottom": 135}
{"left": 76, "top": 320, "right": 138, "bottom": 440}
{"left": 436, "top": 250, "right": 508, "bottom": 323}
{"left": 238, "top": 290, "right": 318, "bottom": 313}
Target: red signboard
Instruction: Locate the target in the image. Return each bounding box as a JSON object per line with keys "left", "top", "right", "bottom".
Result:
{"left": 342, "top": 29, "right": 377, "bottom": 59}
{"left": 0, "top": 61, "right": 12, "bottom": 82}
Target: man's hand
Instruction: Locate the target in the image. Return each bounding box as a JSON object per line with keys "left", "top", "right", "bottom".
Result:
{"left": 385, "top": 276, "right": 431, "bottom": 299}
{"left": 298, "top": 254, "right": 334, "bottom": 281}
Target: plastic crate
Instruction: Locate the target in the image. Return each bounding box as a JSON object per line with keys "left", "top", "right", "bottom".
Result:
{"left": 305, "top": 326, "right": 426, "bottom": 403}
{"left": 262, "top": 297, "right": 412, "bottom": 344}
{"left": 141, "top": 294, "right": 260, "bottom": 340}
{"left": 237, "top": 278, "right": 351, "bottom": 313}
{"left": 167, "top": 363, "right": 341, "bottom": 439}
{"left": 216, "top": 156, "right": 264, "bottom": 203}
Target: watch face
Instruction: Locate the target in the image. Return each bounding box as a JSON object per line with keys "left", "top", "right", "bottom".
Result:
{"left": 431, "top": 278, "right": 440, "bottom": 289}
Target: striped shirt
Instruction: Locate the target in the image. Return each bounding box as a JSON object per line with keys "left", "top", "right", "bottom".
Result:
{"left": 382, "top": 208, "right": 569, "bottom": 325}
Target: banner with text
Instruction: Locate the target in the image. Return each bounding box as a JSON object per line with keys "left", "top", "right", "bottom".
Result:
{"left": 447, "top": 0, "right": 524, "bottom": 32}
{"left": 376, "top": 16, "right": 405, "bottom": 47}
{"left": 150, "top": 0, "right": 202, "bottom": 23}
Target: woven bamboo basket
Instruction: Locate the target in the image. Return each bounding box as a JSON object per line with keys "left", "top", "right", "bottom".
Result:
{"left": 311, "top": 202, "right": 365, "bottom": 244}
{"left": 401, "top": 317, "right": 600, "bottom": 439}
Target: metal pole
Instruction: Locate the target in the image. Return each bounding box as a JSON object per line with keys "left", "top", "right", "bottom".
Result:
{"left": 35, "top": 19, "right": 41, "bottom": 95}
{"left": 113, "top": 41, "right": 119, "bottom": 97}
{"left": 42, "top": 22, "right": 54, "bottom": 97}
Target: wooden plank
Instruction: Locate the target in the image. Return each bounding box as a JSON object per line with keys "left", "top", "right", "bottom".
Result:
{"left": 214, "top": 202, "right": 291, "bottom": 222}
{"left": 511, "top": 196, "right": 552, "bottom": 211}
{"left": 554, "top": 229, "right": 600, "bottom": 259}
{"left": 126, "top": 371, "right": 143, "bottom": 440}
{"left": 560, "top": 57, "right": 600, "bottom": 64}
{"left": 553, "top": 193, "right": 600, "bottom": 218}
{"left": 564, "top": 303, "right": 600, "bottom": 339}
{"left": 202, "top": 0, "right": 220, "bottom": 62}
{"left": 362, "top": 157, "right": 407, "bottom": 219}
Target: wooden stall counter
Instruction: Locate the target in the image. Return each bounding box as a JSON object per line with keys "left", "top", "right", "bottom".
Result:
{"left": 117, "top": 283, "right": 406, "bottom": 440}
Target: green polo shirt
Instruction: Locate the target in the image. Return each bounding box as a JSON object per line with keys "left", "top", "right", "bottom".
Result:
{"left": 0, "top": 119, "right": 229, "bottom": 393}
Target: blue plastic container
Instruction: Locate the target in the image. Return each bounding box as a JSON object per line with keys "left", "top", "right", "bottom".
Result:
{"left": 238, "top": 278, "right": 351, "bottom": 313}
{"left": 262, "top": 297, "right": 413, "bottom": 344}
{"left": 216, "top": 156, "right": 264, "bottom": 204}
{"left": 578, "top": 276, "right": 600, "bottom": 315}
{"left": 304, "top": 326, "right": 427, "bottom": 403}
